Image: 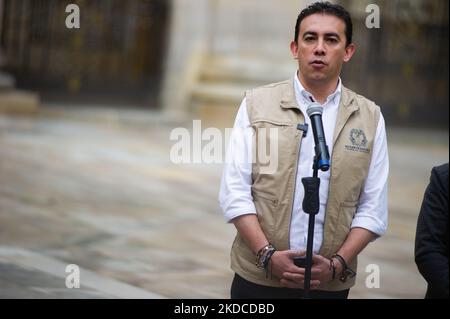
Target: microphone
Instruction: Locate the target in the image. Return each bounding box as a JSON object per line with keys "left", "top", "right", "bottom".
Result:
{"left": 306, "top": 102, "right": 330, "bottom": 171}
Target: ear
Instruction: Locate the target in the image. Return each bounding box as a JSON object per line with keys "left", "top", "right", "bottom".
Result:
{"left": 290, "top": 41, "right": 299, "bottom": 59}
{"left": 343, "top": 43, "right": 356, "bottom": 63}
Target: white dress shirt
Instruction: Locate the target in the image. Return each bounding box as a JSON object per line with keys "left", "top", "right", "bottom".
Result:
{"left": 219, "top": 72, "right": 389, "bottom": 252}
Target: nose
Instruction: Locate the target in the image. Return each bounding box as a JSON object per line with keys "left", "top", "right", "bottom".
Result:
{"left": 314, "top": 38, "right": 326, "bottom": 56}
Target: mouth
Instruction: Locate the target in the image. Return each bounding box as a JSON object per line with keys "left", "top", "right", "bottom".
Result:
{"left": 310, "top": 60, "right": 327, "bottom": 66}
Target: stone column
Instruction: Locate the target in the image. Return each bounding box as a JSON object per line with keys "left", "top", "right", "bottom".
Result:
{"left": 160, "top": 0, "right": 308, "bottom": 118}
{"left": 161, "top": 0, "right": 211, "bottom": 118}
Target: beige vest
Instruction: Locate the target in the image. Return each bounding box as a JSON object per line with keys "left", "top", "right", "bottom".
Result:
{"left": 230, "top": 78, "right": 380, "bottom": 291}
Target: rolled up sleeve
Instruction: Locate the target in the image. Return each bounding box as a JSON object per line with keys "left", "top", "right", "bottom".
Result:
{"left": 351, "top": 113, "right": 389, "bottom": 237}
{"left": 218, "top": 98, "right": 256, "bottom": 222}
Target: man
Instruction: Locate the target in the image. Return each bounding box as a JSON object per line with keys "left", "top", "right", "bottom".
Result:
{"left": 415, "top": 163, "right": 449, "bottom": 299}
{"left": 219, "top": 2, "right": 389, "bottom": 299}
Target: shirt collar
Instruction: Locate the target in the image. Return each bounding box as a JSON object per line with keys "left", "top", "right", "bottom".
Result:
{"left": 293, "top": 70, "right": 342, "bottom": 109}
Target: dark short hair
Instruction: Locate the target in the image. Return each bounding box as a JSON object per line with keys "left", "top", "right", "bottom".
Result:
{"left": 294, "top": 1, "right": 353, "bottom": 46}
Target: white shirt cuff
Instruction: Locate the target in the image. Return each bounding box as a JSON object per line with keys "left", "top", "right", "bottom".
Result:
{"left": 350, "top": 214, "right": 387, "bottom": 237}
{"left": 221, "top": 202, "right": 257, "bottom": 223}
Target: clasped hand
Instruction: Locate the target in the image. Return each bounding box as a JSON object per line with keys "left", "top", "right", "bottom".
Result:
{"left": 270, "top": 250, "right": 333, "bottom": 289}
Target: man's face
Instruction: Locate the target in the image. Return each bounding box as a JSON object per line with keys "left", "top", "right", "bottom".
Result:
{"left": 291, "top": 13, "right": 355, "bottom": 84}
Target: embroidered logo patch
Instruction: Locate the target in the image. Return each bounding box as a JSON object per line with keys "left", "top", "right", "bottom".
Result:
{"left": 345, "top": 129, "right": 369, "bottom": 153}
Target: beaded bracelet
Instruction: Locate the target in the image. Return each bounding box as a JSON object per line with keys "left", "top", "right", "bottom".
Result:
{"left": 329, "top": 258, "right": 336, "bottom": 280}
{"left": 256, "top": 243, "right": 276, "bottom": 269}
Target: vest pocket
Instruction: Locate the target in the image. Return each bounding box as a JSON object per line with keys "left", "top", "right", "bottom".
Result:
{"left": 252, "top": 190, "right": 279, "bottom": 243}
{"left": 252, "top": 190, "right": 279, "bottom": 206}
{"left": 337, "top": 201, "right": 358, "bottom": 235}
{"left": 329, "top": 201, "right": 358, "bottom": 252}
{"left": 342, "top": 200, "right": 358, "bottom": 207}
{"left": 251, "top": 121, "right": 298, "bottom": 176}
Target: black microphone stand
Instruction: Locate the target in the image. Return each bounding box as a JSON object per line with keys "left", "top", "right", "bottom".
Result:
{"left": 297, "top": 99, "right": 330, "bottom": 299}
{"left": 300, "top": 156, "right": 321, "bottom": 299}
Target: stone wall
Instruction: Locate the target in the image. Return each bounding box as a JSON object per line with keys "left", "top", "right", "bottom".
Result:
{"left": 162, "top": 0, "right": 449, "bottom": 128}
{"left": 161, "top": 0, "right": 309, "bottom": 117}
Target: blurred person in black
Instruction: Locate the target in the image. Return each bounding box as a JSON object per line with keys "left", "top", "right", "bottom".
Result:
{"left": 415, "top": 163, "right": 449, "bottom": 299}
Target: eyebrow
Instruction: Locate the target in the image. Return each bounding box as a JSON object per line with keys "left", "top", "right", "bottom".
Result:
{"left": 303, "top": 31, "right": 341, "bottom": 39}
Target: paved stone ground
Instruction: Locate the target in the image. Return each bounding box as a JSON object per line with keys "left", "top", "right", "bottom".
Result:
{"left": 0, "top": 104, "right": 448, "bottom": 299}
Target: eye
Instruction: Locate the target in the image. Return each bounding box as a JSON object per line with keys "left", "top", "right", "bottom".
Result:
{"left": 327, "top": 38, "right": 338, "bottom": 43}
{"left": 304, "top": 36, "right": 315, "bottom": 42}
